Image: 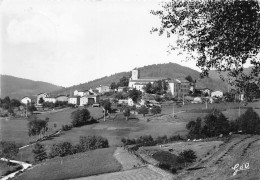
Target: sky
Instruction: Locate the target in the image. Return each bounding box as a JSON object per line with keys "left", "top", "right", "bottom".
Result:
{"left": 0, "top": 0, "right": 199, "bottom": 87}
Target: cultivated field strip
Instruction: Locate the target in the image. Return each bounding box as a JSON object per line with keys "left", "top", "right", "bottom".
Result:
{"left": 177, "top": 135, "right": 260, "bottom": 180}
{"left": 72, "top": 167, "right": 171, "bottom": 180}
{"left": 113, "top": 147, "right": 145, "bottom": 170}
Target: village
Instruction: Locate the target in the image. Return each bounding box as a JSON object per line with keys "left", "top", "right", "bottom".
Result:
{"left": 2, "top": 0, "right": 260, "bottom": 179}
{"left": 19, "top": 69, "right": 236, "bottom": 113}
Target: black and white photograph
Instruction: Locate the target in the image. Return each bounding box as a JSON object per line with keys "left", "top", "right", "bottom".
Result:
{"left": 1, "top": 0, "right": 260, "bottom": 179}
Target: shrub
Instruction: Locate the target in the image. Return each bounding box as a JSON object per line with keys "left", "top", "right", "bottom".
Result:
{"left": 236, "top": 107, "right": 260, "bottom": 134}
{"left": 79, "top": 136, "right": 109, "bottom": 152}
{"left": 71, "top": 109, "right": 91, "bottom": 127}
{"left": 150, "top": 106, "right": 161, "bottom": 115}
{"left": 170, "top": 167, "right": 177, "bottom": 174}
{"left": 137, "top": 106, "right": 149, "bottom": 117}
{"left": 32, "top": 143, "right": 47, "bottom": 162}
{"left": 49, "top": 142, "right": 73, "bottom": 158}
{"left": 158, "top": 163, "right": 171, "bottom": 170}
{"left": 62, "top": 124, "right": 73, "bottom": 131}
{"left": 178, "top": 149, "right": 197, "bottom": 165}
{"left": 136, "top": 135, "right": 155, "bottom": 146}
{"left": 168, "top": 134, "right": 184, "bottom": 142}
{"left": 155, "top": 135, "right": 168, "bottom": 144}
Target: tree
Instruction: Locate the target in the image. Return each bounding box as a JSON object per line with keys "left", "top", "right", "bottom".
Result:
{"left": 186, "top": 117, "right": 203, "bottom": 139}
{"left": 0, "top": 141, "right": 19, "bottom": 160}
{"left": 117, "top": 76, "right": 129, "bottom": 87}
{"left": 178, "top": 149, "right": 197, "bottom": 166}
{"left": 150, "top": 106, "right": 161, "bottom": 115}
{"left": 3, "top": 96, "right": 11, "bottom": 104}
{"left": 10, "top": 99, "right": 21, "bottom": 107}
{"left": 143, "top": 82, "right": 153, "bottom": 94}
{"left": 28, "top": 104, "right": 37, "bottom": 113}
{"left": 185, "top": 75, "right": 193, "bottom": 83}
{"left": 32, "top": 143, "right": 47, "bottom": 162}
{"left": 151, "top": 0, "right": 260, "bottom": 95}
{"left": 203, "top": 109, "right": 230, "bottom": 137}
{"left": 237, "top": 107, "right": 260, "bottom": 134}
{"left": 128, "top": 88, "right": 142, "bottom": 103}
{"left": 138, "top": 105, "right": 149, "bottom": 117}
{"left": 123, "top": 106, "right": 131, "bottom": 121}
{"left": 110, "top": 82, "right": 118, "bottom": 90}
{"left": 28, "top": 116, "right": 48, "bottom": 139}
{"left": 71, "top": 109, "right": 91, "bottom": 127}
{"left": 39, "top": 97, "right": 44, "bottom": 104}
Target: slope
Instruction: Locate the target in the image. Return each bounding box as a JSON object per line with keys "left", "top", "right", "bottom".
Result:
{"left": 51, "top": 63, "right": 228, "bottom": 96}
{"left": 0, "top": 75, "right": 64, "bottom": 100}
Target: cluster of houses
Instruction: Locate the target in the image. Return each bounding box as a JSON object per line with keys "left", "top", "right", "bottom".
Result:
{"left": 128, "top": 68, "right": 225, "bottom": 99}
{"left": 20, "top": 68, "right": 230, "bottom": 107}
{"left": 20, "top": 88, "right": 105, "bottom": 107}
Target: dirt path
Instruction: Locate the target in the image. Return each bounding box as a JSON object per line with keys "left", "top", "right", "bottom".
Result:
{"left": 113, "top": 147, "right": 144, "bottom": 170}
{"left": 0, "top": 158, "right": 32, "bottom": 180}
{"left": 176, "top": 135, "right": 260, "bottom": 180}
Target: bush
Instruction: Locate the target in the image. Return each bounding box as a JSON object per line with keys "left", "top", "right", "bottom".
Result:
{"left": 158, "top": 163, "right": 171, "bottom": 170}
{"left": 170, "top": 167, "right": 177, "bottom": 174}
{"left": 137, "top": 106, "right": 149, "bottom": 117}
{"left": 71, "top": 109, "right": 91, "bottom": 127}
{"left": 150, "top": 106, "right": 161, "bottom": 115}
{"left": 62, "top": 124, "right": 73, "bottom": 131}
{"left": 236, "top": 107, "right": 260, "bottom": 134}
{"left": 32, "top": 143, "right": 47, "bottom": 162}
{"left": 79, "top": 136, "right": 109, "bottom": 151}
{"left": 49, "top": 142, "right": 73, "bottom": 158}
{"left": 178, "top": 149, "right": 197, "bottom": 164}
{"left": 136, "top": 135, "right": 156, "bottom": 146}
{"left": 155, "top": 135, "right": 168, "bottom": 144}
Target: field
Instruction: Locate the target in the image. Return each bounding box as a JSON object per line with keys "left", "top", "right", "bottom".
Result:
{"left": 1, "top": 102, "right": 260, "bottom": 162}
{"left": 139, "top": 140, "right": 223, "bottom": 162}
{"left": 14, "top": 147, "right": 122, "bottom": 180}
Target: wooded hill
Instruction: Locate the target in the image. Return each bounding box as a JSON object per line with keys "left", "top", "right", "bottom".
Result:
{"left": 0, "top": 75, "right": 64, "bottom": 100}
{"left": 51, "top": 63, "right": 228, "bottom": 96}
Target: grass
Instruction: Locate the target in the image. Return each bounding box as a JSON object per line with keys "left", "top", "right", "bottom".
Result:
{"left": 141, "top": 140, "right": 223, "bottom": 161}
{"left": 152, "top": 151, "right": 181, "bottom": 168}
{"left": 0, "top": 161, "right": 23, "bottom": 177}
{"left": 14, "top": 147, "right": 122, "bottom": 180}
{"left": 4, "top": 102, "right": 260, "bottom": 163}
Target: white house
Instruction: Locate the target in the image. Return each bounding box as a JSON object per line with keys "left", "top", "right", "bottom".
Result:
{"left": 45, "top": 97, "right": 56, "bottom": 103}
{"left": 96, "top": 85, "right": 110, "bottom": 94}
{"left": 74, "top": 90, "right": 84, "bottom": 97}
{"left": 80, "top": 96, "right": 88, "bottom": 106}
{"left": 68, "top": 96, "right": 80, "bottom": 105}
{"left": 79, "top": 95, "right": 100, "bottom": 106}
{"left": 211, "top": 90, "right": 223, "bottom": 98}
{"left": 21, "top": 97, "right": 31, "bottom": 104}
{"left": 56, "top": 95, "right": 68, "bottom": 102}
{"left": 128, "top": 69, "right": 168, "bottom": 92}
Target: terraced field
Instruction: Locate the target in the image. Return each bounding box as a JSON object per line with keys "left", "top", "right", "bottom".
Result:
{"left": 176, "top": 135, "right": 260, "bottom": 180}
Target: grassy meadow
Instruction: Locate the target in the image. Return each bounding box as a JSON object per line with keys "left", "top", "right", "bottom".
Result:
{"left": 2, "top": 101, "right": 260, "bottom": 164}
{"left": 14, "top": 147, "right": 122, "bottom": 180}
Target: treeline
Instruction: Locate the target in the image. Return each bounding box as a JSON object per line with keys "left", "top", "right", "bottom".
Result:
{"left": 32, "top": 135, "right": 109, "bottom": 162}
{"left": 186, "top": 107, "right": 260, "bottom": 139}
{"left": 121, "top": 134, "right": 184, "bottom": 147}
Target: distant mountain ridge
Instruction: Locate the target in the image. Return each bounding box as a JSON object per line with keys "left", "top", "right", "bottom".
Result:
{"left": 52, "top": 62, "right": 228, "bottom": 96}
{"left": 0, "top": 75, "right": 64, "bottom": 100}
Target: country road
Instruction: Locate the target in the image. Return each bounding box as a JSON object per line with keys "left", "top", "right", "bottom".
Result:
{"left": 0, "top": 158, "right": 32, "bottom": 180}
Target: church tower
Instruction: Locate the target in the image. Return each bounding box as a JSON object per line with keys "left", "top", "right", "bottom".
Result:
{"left": 131, "top": 68, "right": 139, "bottom": 80}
